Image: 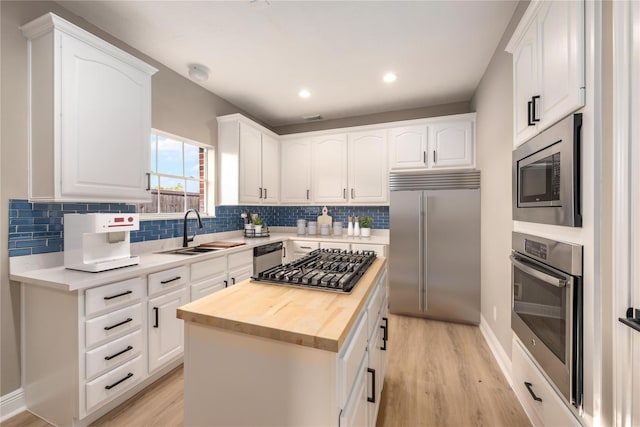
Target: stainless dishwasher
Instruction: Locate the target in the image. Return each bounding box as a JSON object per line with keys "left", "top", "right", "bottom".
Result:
{"left": 253, "top": 242, "right": 283, "bottom": 275}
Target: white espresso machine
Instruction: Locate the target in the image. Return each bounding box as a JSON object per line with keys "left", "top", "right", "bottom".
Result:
{"left": 64, "top": 213, "right": 140, "bottom": 272}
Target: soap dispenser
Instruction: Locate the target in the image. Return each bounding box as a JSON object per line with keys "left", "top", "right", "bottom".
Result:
{"left": 347, "top": 216, "right": 354, "bottom": 236}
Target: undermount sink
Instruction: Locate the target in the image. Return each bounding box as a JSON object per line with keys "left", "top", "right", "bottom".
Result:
{"left": 156, "top": 246, "right": 225, "bottom": 256}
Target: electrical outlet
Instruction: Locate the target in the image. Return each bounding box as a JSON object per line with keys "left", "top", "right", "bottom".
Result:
{"left": 493, "top": 305, "right": 497, "bottom": 322}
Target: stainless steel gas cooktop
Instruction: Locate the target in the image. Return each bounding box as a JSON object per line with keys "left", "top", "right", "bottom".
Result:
{"left": 251, "top": 248, "right": 376, "bottom": 293}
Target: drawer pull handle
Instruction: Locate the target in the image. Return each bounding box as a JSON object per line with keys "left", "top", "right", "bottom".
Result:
{"left": 153, "top": 307, "right": 159, "bottom": 328}
{"left": 104, "top": 318, "right": 133, "bottom": 331}
{"left": 524, "top": 381, "right": 542, "bottom": 402}
{"left": 224, "top": 280, "right": 228, "bottom": 288}
{"left": 103, "top": 290, "right": 133, "bottom": 301}
{"left": 383, "top": 317, "right": 389, "bottom": 340}
{"left": 300, "top": 246, "right": 312, "bottom": 249}
{"left": 367, "top": 368, "right": 376, "bottom": 403}
{"left": 105, "top": 345, "right": 134, "bottom": 361}
{"left": 231, "top": 277, "right": 236, "bottom": 285}
{"left": 380, "top": 325, "right": 387, "bottom": 351}
{"left": 160, "top": 276, "right": 181, "bottom": 285}
{"left": 105, "top": 372, "right": 133, "bottom": 390}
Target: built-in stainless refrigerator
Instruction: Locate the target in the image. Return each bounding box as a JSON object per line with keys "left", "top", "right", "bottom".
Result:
{"left": 389, "top": 170, "right": 481, "bottom": 324}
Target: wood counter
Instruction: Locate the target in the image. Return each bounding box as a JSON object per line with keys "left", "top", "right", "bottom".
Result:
{"left": 177, "top": 257, "right": 386, "bottom": 353}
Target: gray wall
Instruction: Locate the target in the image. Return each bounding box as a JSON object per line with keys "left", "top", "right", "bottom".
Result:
{"left": 0, "top": 0, "right": 254, "bottom": 396}
{"left": 469, "top": 1, "right": 529, "bottom": 358}
{"left": 273, "top": 101, "right": 471, "bottom": 135}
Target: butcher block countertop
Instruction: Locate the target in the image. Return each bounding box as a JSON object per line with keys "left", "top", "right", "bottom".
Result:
{"left": 177, "top": 257, "right": 387, "bottom": 353}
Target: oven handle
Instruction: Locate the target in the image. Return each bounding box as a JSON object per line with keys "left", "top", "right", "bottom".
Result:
{"left": 509, "top": 255, "right": 567, "bottom": 288}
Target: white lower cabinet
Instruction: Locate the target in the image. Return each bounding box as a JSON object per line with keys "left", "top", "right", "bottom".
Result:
{"left": 340, "top": 268, "right": 388, "bottom": 427}
{"left": 148, "top": 287, "right": 188, "bottom": 373}
{"left": 340, "top": 353, "right": 370, "bottom": 427}
{"left": 190, "top": 256, "right": 228, "bottom": 300}
{"left": 287, "top": 240, "right": 320, "bottom": 262}
{"left": 511, "top": 337, "right": 581, "bottom": 427}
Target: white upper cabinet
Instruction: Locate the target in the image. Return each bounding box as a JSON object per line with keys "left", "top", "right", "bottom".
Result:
{"left": 21, "top": 13, "right": 157, "bottom": 202}
{"left": 280, "top": 137, "right": 312, "bottom": 204}
{"left": 218, "top": 115, "right": 280, "bottom": 205}
{"left": 506, "top": 0, "right": 584, "bottom": 147}
{"left": 388, "top": 125, "right": 428, "bottom": 170}
{"left": 261, "top": 134, "right": 280, "bottom": 203}
{"left": 389, "top": 114, "right": 475, "bottom": 171}
{"left": 348, "top": 130, "right": 388, "bottom": 204}
{"left": 238, "top": 123, "right": 263, "bottom": 204}
{"left": 428, "top": 119, "right": 474, "bottom": 169}
{"left": 512, "top": 19, "right": 540, "bottom": 145}
{"left": 312, "top": 134, "right": 348, "bottom": 203}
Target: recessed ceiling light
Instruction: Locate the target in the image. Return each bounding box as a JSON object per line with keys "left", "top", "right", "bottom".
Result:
{"left": 383, "top": 72, "right": 397, "bottom": 83}
{"left": 299, "top": 89, "right": 311, "bottom": 98}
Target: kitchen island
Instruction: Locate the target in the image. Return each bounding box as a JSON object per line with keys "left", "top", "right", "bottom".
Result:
{"left": 177, "top": 257, "right": 388, "bottom": 427}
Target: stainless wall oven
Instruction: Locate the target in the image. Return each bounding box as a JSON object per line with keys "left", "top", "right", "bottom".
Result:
{"left": 510, "top": 232, "right": 583, "bottom": 408}
{"left": 513, "top": 113, "right": 582, "bottom": 227}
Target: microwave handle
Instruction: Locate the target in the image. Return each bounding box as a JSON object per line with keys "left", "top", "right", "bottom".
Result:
{"left": 509, "top": 255, "right": 567, "bottom": 288}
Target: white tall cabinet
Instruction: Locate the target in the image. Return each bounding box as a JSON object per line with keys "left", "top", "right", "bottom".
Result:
{"left": 218, "top": 115, "right": 280, "bottom": 205}
{"left": 506, "top": 0, "right": 585, "bottom": 147}
{"left": 20, "top": 13, "right": 157, "bottom": 202}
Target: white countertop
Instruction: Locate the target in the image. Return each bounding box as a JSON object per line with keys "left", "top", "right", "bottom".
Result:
{"left": 10, "top": 231, "right": 389, "bottom": 292}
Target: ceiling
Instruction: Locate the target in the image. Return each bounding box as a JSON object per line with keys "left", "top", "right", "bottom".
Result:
{"left": 56, "top": 1, "right": 518, "bottom": 127}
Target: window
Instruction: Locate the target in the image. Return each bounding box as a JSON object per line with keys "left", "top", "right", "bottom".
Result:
{"left": 137, "top": 130, "right": 209, "bottom": 215}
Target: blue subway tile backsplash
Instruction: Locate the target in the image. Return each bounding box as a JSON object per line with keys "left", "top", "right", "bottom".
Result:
{"left": 7, "top": 199, "right": 389, "bottom": 257}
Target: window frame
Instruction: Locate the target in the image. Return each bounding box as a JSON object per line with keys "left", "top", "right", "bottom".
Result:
{"left": 139, "top": 129, "right": 215, "bottom": 219}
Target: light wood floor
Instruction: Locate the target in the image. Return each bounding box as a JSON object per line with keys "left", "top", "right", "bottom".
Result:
{"left": 2, "top": 314, "right": 530, "bottom": 427}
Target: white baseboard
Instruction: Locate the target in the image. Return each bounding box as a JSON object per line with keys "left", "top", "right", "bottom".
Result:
{"left": 0, "top": 388, "right": 26, "bottom": 422}
{"left": 479, "top": 314, "right": 513, "bottom": 386}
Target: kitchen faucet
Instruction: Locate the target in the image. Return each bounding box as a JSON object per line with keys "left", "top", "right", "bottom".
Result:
{"left": 183, "top": 209, "right": 203, "bottom": 247}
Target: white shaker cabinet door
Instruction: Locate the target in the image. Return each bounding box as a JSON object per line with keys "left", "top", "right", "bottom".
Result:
{"left": 60, "top": 33, "right": 151, "bottom": 200}
{"left": 238, "top": 122, "right": 263, "bottom": 204}
{"left": 281, "top": 138, "right": 312, "bottom": 203}
{"left": 512, "top": 19, "right": 540, "bottom": 148}
{"left": 148, "top": 287, "right": 188, "bottom": 373}
{"left": 389, "top": 125, "right": 428, "bottom": 170}
{"left": 537, "top": 0, "right": 585, "bottom": 133}
{"left": 261, "top": 133, "right": 280, "bottom": 203}
{"left": 348, "top": 130, "right": 388, "bottom": 204}
{"left": 312, "top": 134, "right": 348, "bottom": 203}
{"left": 428, "top": 120, "right": 474, "bottom": 169}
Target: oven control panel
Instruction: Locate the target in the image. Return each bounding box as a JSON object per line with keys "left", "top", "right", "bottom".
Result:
{"left": 524, "top": 239, "right": 547, "bottom": 260}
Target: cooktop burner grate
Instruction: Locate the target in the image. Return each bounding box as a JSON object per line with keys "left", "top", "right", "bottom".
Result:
{"left": 251, "top": 248, "right": 376, "bottom": 293}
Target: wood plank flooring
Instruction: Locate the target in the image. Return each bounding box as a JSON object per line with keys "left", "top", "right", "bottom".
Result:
{"left": 2, "top": 314, "right": 530, "bottom": 427}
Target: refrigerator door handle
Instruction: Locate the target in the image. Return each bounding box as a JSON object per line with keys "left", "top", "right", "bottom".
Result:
{"left": 418, "top": 192, "right": 427, "bottom": 312}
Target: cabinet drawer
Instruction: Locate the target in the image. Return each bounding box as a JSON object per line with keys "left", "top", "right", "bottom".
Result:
{"left": 337, "top": 312, "right": 368, "bottom": 408}
{"left": 85, "top": 354, "right": 145, "bottom": 412}
{"left": 191, "top": 257, "right": 227, "bottom": 283}
{"left": 228, "top": 250, "right": 252, "bottom": 270}
{"left": 85, "top": 329, "right": 143, "bottom": 380}
{"left": 290, "top": 241, "right": 319, "bottom": 253}
{"left": 85, "top": 277, "right": 144, "bottom": 318}
{"left": 512, "top": 338, "right": 581, "bottom": 427}
{"left": 148, "top": 266, "right": 188, "bottom": 297}
{"left": 86, "top": 303, "right": 143, "bottom": 348}
{"left": 191, "top": 273, "right": 227, "bottom": 301}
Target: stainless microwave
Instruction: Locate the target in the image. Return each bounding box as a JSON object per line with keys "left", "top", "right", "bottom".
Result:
{"left": 513, "top": 113, "right": 582, "bottom": 227}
